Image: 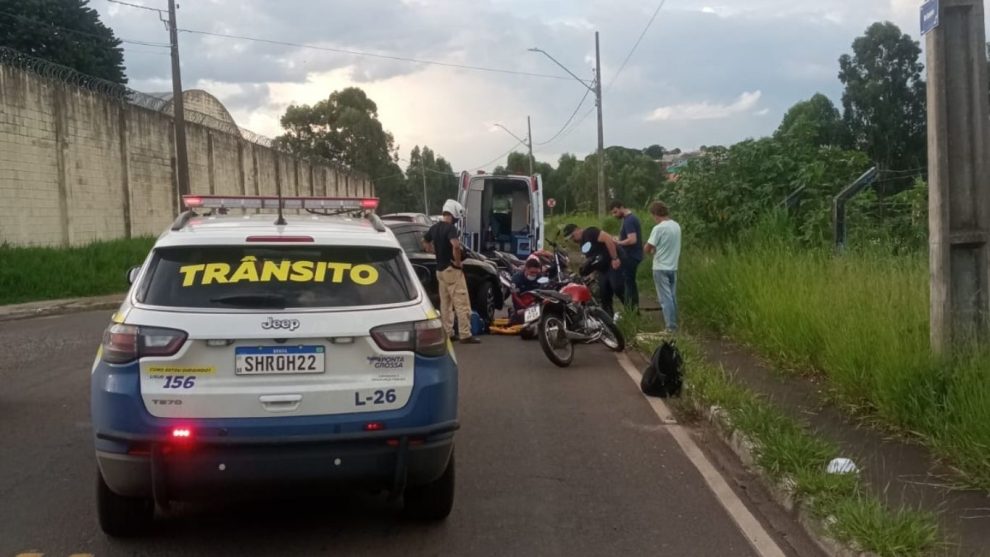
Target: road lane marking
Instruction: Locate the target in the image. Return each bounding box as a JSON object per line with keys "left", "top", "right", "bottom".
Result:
{"left": 615, "top": 352, "right": 787, "bottom": 557}
{"left": 16, "top": 553, "right": 43, "bottom": 557}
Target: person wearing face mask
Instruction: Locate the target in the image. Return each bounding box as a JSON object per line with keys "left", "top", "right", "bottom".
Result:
{"left": 512, "top": 258, "right": 544, "bottom": 294}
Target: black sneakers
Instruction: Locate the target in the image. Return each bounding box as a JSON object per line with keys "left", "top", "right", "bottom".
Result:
{"left": 459, "top": 336, "right": 482, "bottom": 344}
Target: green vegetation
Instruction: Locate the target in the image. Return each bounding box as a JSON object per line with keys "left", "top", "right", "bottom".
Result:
{"left": 624, "top": 328, "right": 942, "bottom": 556}
{"left": 0, "top": 0, "right": 128, "bottom": 84}
{"left": 0, "top": 237, "right": 154, "bottom": 305}
{"left": 682, "top": 233, "right": 990, "bottom": 490}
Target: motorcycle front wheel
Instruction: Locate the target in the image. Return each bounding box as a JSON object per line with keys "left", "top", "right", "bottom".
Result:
{"left": 538, "top": 312, "right": 574, "bottom": 367}
{"left": 589, "top": 308, "right": 625, "bottom": 352}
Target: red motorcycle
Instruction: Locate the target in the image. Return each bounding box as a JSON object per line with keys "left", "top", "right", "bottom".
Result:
{"left": 521, "top": 246, "right": 624, "bottom": 367}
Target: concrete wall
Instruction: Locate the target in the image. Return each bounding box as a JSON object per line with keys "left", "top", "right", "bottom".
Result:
{"left": 0, "top": 63, "right": 373, "bottom": 247}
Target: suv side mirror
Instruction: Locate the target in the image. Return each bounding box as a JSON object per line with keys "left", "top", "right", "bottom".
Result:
{"left": 126, "top": 266, "right": 141, "bottom": 285}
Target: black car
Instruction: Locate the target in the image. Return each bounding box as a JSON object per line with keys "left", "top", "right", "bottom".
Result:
{"left": 385, "top": 220, "right": 504, "bottom": 322}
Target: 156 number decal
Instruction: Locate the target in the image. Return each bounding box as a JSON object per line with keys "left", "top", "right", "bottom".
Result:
{"left": 354, "top": 389, "right": 397, "bottom": 406}
{"left": 162, "top": 376, "right": 196, "bottom": 389}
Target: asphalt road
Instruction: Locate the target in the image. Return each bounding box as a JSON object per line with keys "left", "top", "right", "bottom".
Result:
{"left": 0, "top": 310, "right": 819, "bottom": 557}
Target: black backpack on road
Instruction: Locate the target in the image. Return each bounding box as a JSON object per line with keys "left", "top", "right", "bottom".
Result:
{"left": 641, "top": 341, "right": 683, "bottom": 398}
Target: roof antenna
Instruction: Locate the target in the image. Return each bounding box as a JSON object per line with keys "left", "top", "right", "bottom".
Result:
{"left": 275, "top": 187, "right": 286, "bottom": 226}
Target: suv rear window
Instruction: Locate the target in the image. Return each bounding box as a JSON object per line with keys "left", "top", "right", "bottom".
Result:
{"left": 393, "top": 228, "right": 427, "bottom": 254}
{"left": 140, "top": 245, "right": 415, "bottom": 309}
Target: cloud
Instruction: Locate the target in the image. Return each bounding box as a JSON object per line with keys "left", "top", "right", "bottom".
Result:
{"left": 647, "top": 91, "right": 763, "bottom": 121}
{"left": 88, "top": 0, "right": 950, "bottom": 169}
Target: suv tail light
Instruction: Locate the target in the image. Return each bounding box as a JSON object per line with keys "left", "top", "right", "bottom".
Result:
{"left": 370, "top": 319, "right": 447, "bottom": 357}
{"left": 102, "top": 324, "right": 188, "bottom": 364}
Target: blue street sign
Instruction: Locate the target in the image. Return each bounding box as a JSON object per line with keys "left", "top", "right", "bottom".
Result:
{"left": 921, "top": 0, "right": 939, "bottom": 35}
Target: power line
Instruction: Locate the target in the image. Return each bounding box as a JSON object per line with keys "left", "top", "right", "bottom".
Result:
{"left": 398, "top": 156, "right": 456, "bottom": 176}
{"left": 555, "top": 105, "right": 597, "bottom": 143}
{"left": 0, "top": 9, "right": 170, "bottom": 48}
{"left": 177, "top": 28, "right": 572, "bottom": 81}
{"left": 106, "top": 0, "right": 165, "bottom": 14}
{"left": 467, "top": 140, "right": 525, "bottom": 171}
{"left": 534, "top": 88, "right": 591, "bottom": 147}
{"left": 606, "top": 0, "right": 668, "bottom": 92}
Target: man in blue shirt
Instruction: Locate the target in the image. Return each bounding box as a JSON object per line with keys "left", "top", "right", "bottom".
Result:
{"left": 610, "top": 200, "right": 643, "bottom": 310}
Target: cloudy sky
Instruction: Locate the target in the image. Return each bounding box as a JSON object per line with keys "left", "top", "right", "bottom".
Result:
{"left": 93, "top": 0, "right": 933, "bottom": 171}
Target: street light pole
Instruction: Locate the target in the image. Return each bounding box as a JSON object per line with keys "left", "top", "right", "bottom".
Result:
{"left": 167, "top": 0, "right": 190, "bottom": 199}
{"left": 594, "top": 31, "right": 605, "bottom": 217}
{"left": 529, "top": 33, "right": 605, "bottom": 215}
{"left": 527, "top": 115, "right": 534, "bottom": 176}
{"left": 493, "top": 121, "right": 534, "bottom": 175}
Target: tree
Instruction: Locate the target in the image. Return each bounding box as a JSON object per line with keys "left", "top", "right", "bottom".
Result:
{"left": 775, "top": 93, "right": 846, "bottom": 148}
{"left": 603, "top": 146, "right": 666, "bottom": 208}
{"left": 0, "top": 0, "right": 127, "bottom": 83}
{"left": 276, "top": 87, "right": 409, "bottom": 212}
{"left": 405, "top": 145, "right": 456, "bottom": 215}
{"left": 838, "top": 22, "right": 926, "bottom": 180}
{"left": 643, "top": 145, "right": 665, "bottom": 159}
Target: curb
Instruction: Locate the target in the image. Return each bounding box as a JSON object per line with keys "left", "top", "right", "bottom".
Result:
{"left": 691, "top": 400, "right": 879, "bottom": 557}
{"left": 0, "top": 294, "right": 124, "bottom": 322}
{"left": 627, "top": 343, "right": 878, "bottom": 557}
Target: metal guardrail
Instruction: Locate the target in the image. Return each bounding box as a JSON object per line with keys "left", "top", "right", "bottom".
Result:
{"left": 832, "top": 166, "right": 878, "bottom": 253}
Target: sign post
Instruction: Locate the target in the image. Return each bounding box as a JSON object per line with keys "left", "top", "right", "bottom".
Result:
{"left": 547, "top": 197, "right": 557, "bottom": 218}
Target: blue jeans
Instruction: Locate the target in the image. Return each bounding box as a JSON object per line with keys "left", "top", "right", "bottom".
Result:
{"left": 653, "top": 270, "right": 678, "bottom": 331}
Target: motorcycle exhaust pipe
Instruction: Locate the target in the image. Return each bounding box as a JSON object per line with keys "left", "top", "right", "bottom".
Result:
{"left": 564, "top": 330, "right": 596, "bottom": 342}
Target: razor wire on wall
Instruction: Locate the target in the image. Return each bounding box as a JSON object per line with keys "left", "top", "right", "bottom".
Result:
{"left": 0, "top": 46, "right": 352, "bottom": 174}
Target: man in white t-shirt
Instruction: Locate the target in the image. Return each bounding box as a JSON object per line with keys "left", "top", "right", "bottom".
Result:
{"left": 644, "top": 201, "right": 682, "bottom": 332}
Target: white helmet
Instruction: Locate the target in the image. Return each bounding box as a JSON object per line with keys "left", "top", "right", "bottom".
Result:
{"left": 442, "top": 199, "right": 464, "bottom": 221}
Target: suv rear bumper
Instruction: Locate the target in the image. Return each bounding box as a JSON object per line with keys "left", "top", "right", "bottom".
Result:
{"left": 97, "top": 424, "right": 455, "bottom": 502}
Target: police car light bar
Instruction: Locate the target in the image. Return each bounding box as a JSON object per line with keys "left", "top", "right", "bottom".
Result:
{"left": 182, "top": 195, "right": 379, "bottom": 211}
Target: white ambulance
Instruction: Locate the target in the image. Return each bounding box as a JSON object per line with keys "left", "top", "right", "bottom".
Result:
{"left": 456, "top": 171, "right": 545, "bottom": 257}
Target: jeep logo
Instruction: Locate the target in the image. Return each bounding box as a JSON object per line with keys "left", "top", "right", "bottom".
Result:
{"left": 261, "top": 317, "right": 300, "bottom": 331}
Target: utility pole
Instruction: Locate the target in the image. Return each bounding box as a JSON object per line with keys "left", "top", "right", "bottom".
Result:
{"left": 420, "top": 155, "right": 429, "bottom": 215}
{"left": 594, "top": 31, "right": 606, "bottom": 217}
{"left": 529, "top": 33, "right": 605, "bottom": 215}
{"left": 926, "top": 0, "right": 990, "bottom": 352}
{"left": 526, "top": 116, "right": 534, "bottom": 176}
{"left": 167, "top": 0, "right": 190, "bottom": 198}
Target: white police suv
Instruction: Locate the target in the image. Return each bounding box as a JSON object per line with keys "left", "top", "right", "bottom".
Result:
{"left": 91, "top": 195, "right": 458, "bottom": 536}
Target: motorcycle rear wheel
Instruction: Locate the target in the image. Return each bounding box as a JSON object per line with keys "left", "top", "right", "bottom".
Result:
{"left": 538, "top": 313, "right": 574, "bottom": 367}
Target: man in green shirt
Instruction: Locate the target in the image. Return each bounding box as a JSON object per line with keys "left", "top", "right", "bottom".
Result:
{"left": 645, "top": 201, "right": 681, "bottom": 332}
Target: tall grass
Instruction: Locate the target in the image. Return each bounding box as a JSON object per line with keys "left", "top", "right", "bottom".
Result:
{"left": 681, "top": 220, "right": 990, "bottom": 488}
{"left": 0, "top": 237, "right": 155, "bottom": 305}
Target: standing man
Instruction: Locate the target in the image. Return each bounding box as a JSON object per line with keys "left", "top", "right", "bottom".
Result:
{"left": 562, "top": 223, "right": 624, "bottom": 317}
{"left": 609, "top": 200, "right": 643, "bottom": 310}
{"left": 424, "top": 200, "right": 481, "bottom": 344}
{"left": 645, "top": 201, "right": 682, "bottom": 332}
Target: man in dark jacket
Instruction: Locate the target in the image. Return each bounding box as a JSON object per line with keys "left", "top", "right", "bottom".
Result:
{"left": 562, "top": 223, "right": 624, "bottom": 316}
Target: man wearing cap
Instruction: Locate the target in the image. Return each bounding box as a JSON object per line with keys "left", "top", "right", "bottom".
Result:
{"left": 562, "top": 223, "right": 624, "bottom": 316}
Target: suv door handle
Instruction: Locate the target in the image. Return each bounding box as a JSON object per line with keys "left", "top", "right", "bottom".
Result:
{"left": 259, "top": 394, "right": 302, "bottom": 413}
